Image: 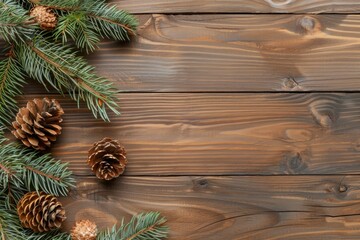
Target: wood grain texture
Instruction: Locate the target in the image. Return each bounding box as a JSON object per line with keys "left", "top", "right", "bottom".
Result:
{"left": 81, "top": 14, "right": 360, "bottom": 92}
{"left": 62, "top": 175, "right": 360, "bottom": 239}
{"left": 111, "top": 0, "right": 360, "bottom": 14}
{"left": 16, "top": 93, "right": 360, "bottom": 176}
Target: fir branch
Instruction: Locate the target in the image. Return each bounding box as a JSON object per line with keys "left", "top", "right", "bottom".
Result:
{"left": 55, "top": 11, "right": 100, "bottom": 53}
{"left": 97, "top": 212, "right": 168, "bottom": 240}
{"left": 26, "top": 230, "right": 71, "bottom": 240}
{"left": 0, "top": 203, "right": 71, "bottom": 240}
{"left": 0, "top": 139, "right": 75, "bottom": 197}
{"left": 86, "top": 1, "right": 137, "bottom": 41}
{"left": 28, "top": 0, "right": 81, "bottom": 10}
{"left": 16, "top": 37, "right": 119, "bottom": 121}
{"left": 0, "top": 141, "right": 24, "bottom": 193}
{"left": 0, "top": 0, "right": 36, "bottom": 43}
{"left": 0, "top": 51, "right": 25, "bottom": 126}
{"left": 0, "top": 207, "right": 26, "bottom": 239}
{"left": 21, "top": 149, "right": 75, "bottom": 196}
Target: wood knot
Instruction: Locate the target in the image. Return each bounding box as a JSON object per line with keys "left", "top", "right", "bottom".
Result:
{"left": 297, "top": 16, "right": 321, "bottom": 35}
{"left": 193, "top": 178, "right": 209, "bottom": 189}
{"left": 282, "top": 77, "right": 302, "bottom": 91}
{"left": 338, "top": 185, "right": 348, "bottom": 193}
{"left": 309, "top": 99, "right": 340, "bottom": 129}
{"left": 326, "top": 179, "right": 349, "bottom": 199}
{"left": 280, "top": 151, "right": 308, "bottom": 174}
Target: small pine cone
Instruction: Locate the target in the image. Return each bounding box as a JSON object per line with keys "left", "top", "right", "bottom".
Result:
{"left": 71, "top": 220, "right": 98, "bottom": 240}
{"left": 30, "top": 6, "right": 57, "bottom": 30}
{"left": 88, "top": 137, "right": 128, "bottom": 181}
{"left": 17, "top": 192, "right": 66, "bottom": 233}
{"left": 12, "top": 98, "right": 64, "bottom": 151}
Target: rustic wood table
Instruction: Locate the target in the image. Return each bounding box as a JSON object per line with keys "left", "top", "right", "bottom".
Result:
{"left": 23, "top": 1, "right": 360, "bottom": 239}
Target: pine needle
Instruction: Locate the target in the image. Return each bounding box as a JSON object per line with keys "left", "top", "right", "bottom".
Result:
{"left": 97, "top": 212, "right": 169, "bottom": 240}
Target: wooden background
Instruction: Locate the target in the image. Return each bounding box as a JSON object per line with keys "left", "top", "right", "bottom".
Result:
{"left": 23, "top": 1, "right": 360, "bottom": 239}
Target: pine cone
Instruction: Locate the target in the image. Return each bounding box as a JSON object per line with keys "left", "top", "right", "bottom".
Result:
{"left": 88, "top": 137, "right": 128, "bottom": 181}
{"left": 17, "top": 192, "right": 66, "bottom": 233}
{"left": 30, "top": 6, "right": 57, "bottom": 30}
{"left": 71, "top": 220, "right": 98, "bottom": 240}
{"left": 12, "top": 98, "right": 64, "bottom": 151}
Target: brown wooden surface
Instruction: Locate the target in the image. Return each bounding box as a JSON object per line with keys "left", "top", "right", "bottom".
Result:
{"left": 25, "top": 14, "right": 360, "bottom": 93}
{"left": 62, "top": 176, "right": 360, "bottom": 239}
{"left": 18, "top": 2, "right": 360, "bottom": 239}
{"left": 88, "top": 14, "right": 360, "bottom": 92}
{"left": 112, "top": 0, "right": 360, "bottom": 14}
{"left": 18, "top": 93, "right": 360, "bottom": 176}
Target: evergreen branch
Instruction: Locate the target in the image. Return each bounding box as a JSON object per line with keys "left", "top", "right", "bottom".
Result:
{"left": 0, "top": 141, "right": 24, "bottom": 193}
{"left": 28, "top": 0, "right": 81, "bottom": 10}
{"left": 0, "top": 138, "right": 75, "bottom": 197}
{"left": 97, "top": 212, "right": 168, "bottom": 240}
{"left": 26, "top": 230, "right": 71, "bottom": 240}
{"left": 0, "top": 51, "right": 25, "bottom": 126}
{"left": 0, "top": 0, "right": 36, "bottom": 43}
{"left": 0, "top": 207, "right": 26, "bottom": 239}
{"left": 86, "top": 1, "right": 138, "bottom": 41}
{"left": 55, "top": 11, "right": 100, "bottom": 53}
{"left": 0, "top": 203, "right": 71, "bottom": 240}
{"left": 16, "top": 37, "right": 119, "bottom": 121}
{"left": 22, "top": 150, "right": 75, "bottom": 196}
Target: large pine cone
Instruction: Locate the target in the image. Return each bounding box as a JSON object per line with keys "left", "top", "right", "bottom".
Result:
{"left": 17, "top": 192, "right": 66, "bottom": 233}
{"left": 30, "top": 6, "right": 57, "bottom": 30}
{"left": 71, "top": 220, "right": 98, "bottom": 240}
{"left": 12, "top": 98, "right": 64, "bottom": 151}
{"left": 88, "top": 137, "right": 128, "bottom": 181}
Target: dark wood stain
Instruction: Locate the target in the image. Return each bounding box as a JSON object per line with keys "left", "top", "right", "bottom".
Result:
{"left": 25, "top": 14, "right": 360, "bottom": 93}
{"left": 57, "top": 15, "right": 360, "bottom": 92}
{"left": 61, "top": 176, "right": 360, "bottom": 239}
{"left": 17, "top": 2, "right": 360, "bottom": 239}
{"left": 111, "top": 0, "right": 360, "bottom": 14}
{"left": 14, "top": 93, "right": 360, "bottom": 176}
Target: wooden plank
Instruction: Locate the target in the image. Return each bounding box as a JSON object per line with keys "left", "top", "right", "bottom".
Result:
{"left": 81, "top": 14, "right": 360, "bottom": 92}
{"left": 111, "top": 0, "right": 360, "bottom": 14}
{"left": 15, "top": 93, "right": 360, "bottom": 176}
{"left": 62, "top": 175, "right": 360, "bottom": 239}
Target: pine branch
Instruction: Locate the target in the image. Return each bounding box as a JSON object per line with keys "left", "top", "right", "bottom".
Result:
{"left": 16, "top": 37, "right": 119, "bottom": 121}
{"left": 86, "top": 1, "right": 137, "bottom": 41}
{"left": 28, "top": 0, "right": 81, "bottom": 10}
{"left": 0, "top": 202, "right": 71, "bottom": 240}
{"left": 0, "top": 133, "right": 75, "bottom": 198}
{"left": 26, "top": 230, "right": 71, "bottom": 240}
{"left": 0, "top": 50, "right": 25, "bottom": 126}
{"left": 53, "top": 1, "right": 137, "bottom": 53}
{"left": 55, "top": 11, "right": 100, "bottom": 53}
{"left": 0, "top": 207, "right": 26, "bottom": 239}
{"left": 21, "top": 149, "right": 75, "bottom": 196}
{"left": 0, "top": 0, "right": 36, "bottom": 43}
{"left": 97, "top": 212, "right": 168, "bottom": 240}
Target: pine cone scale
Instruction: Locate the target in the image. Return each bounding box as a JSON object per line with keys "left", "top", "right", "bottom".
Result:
{"left": 12, "top": 98, "right": 64, "bottom": 150}
{"left": 88, "top": 138, "right": 128, "bottom": 180}
{"left": 17, "top": 192, "right": 66, "bottom": 233}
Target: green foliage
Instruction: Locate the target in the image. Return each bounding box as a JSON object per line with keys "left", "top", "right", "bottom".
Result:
{"left": 86, "top": 1, "right": 137, "bottom": 41}
{"left": 97, "top": 212, "right": 168, "bottom": 240}
{"left": 16, "top": 37, "right": 119, "bottom": 120}
{"left": 0, "top": 207, "right": 71, "bottom": 240}
{"left": 0, "top": 137, "right": 75, "bottom": 200}
{"left": 0, "top": 0, "right": 138, "bottom": 122}
{"left": 0, "top": 54, "right": 25, "bottom": 126}
{"left": 55, "top": 12, "right": 100, "bottom": 53}
{"left": 0, "top": 129, "right": 74, "bottom": 238}
{"left": 0, "top": 0, "right": 36, "bottom": 43}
